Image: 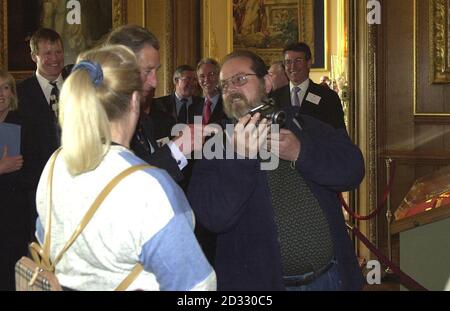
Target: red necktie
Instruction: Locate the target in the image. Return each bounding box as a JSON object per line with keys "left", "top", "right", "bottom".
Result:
{"left": 202, "top": 99, "right": 212, "bottom": 125}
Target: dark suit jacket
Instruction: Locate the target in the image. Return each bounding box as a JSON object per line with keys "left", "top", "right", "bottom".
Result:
{"left": 0, "top": 111, "right": 38, "bottom": 290}
{"left": 270, "top": 79, "right": 345, "bottom": 129}
{"left": 151, "top": 93, "right": 203, "bottom": 191}
{"left": 17, "top": 75, "right": 60, "bottom": 181}
{"left": 130, "top": 113, "right": 184, "bottom": 182}
{"left": 189, "top": 96, "right": 227, "bottom": 267}
{"left": 1, "top": 111, "right": 41, "bottom": 191}
{"left": 188, "top": 108, "right": 365, "bottom": 290}
{"left": 152, "top": 93, "right": 203, "bottom": 130}
{"left": 1, "top": 110, "right": 45, "bottom": 248}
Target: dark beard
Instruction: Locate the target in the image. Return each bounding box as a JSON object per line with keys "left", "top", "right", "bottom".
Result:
{"left": 223, "top": 91, "right": 266, "bottom": 121}
{"left": 223, "top": 93, "right": 251, "bottom": 120}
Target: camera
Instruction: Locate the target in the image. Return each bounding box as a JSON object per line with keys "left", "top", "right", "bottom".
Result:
{"left": 248, "top": 98, "right": 286, "bottom": 127}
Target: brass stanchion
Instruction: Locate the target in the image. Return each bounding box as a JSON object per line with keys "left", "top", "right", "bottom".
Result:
{"left": 384, "top": 158, "right": 395, "bottom": 277}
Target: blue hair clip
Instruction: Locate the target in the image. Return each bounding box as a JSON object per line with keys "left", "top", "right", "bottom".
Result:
{"left": 72, "top": 60, "right": 104, "bottom": 87}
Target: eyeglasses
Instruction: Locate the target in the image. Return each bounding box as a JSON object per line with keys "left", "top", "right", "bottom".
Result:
{"left": 283, "top": 57, "right": 306, "bottom": 66}
{"left": 198, "top": 71, "right": 218, "bottom": 81}
{"left": 219, "top": 73, "right": 258, "bottom": 92}
{"left": 177, "top": 76, "right": 197, "bottom": 83}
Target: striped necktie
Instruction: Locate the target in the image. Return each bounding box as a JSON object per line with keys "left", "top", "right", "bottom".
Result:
{"left": 292, "top": 86, "right": 301, "bottom": 107}
{"left": 49, "top": 81, "right": 59, "bottom": 116}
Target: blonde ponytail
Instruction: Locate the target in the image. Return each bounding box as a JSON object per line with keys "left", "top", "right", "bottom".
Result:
{"left": 58, "top": 45, "right": 141, "bottom": 175}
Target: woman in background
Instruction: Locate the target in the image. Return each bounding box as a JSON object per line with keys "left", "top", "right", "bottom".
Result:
{"left": 0, "top": 69, "right": 35, "bottom": 290}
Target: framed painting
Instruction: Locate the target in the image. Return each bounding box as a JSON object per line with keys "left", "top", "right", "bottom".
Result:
{"left": 414, "top": 0, "right": 450, "bottom": 119}
{"left": 429, "top": 0, "right": 450, "bottom": 83}
{"left": 0, "top": 0, "right": 126, "bottom": 79}
{"left": 232, "top": 0, "right": 327, "bottom": 69}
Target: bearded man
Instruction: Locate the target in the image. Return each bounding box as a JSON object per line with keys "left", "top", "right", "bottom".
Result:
{"left": 188, "top": 50, "right": 365, "bottom": 291}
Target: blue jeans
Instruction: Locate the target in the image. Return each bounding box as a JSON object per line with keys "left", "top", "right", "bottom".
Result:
{"left": 285, "top": 259, "right": 342, "bottom": 291}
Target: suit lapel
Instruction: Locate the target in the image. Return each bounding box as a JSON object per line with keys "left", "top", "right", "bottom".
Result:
{"left": 277, "top": 85, "right": 292, "bottom": 110}
{"left": 31, "top": 75, "right": 53, "bottom": 115}
{"left": 142, "top": 114, "right": 159, "bottom": 150}
{"left": 168, "top": 93, "right": 178, "bottom": 122}
{"left": 209, "top": 96, "right": 224, "bottom": 124}
{"left": 300, "top": 79, "right": 318, "bottom": 113}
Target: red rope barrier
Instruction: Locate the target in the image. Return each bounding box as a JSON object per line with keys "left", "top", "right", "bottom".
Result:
{"left": 340, "top": 160, "right": 396, "bottom": 220}
{"left": 342, "top": 160, "right": 426, "bottom": 290}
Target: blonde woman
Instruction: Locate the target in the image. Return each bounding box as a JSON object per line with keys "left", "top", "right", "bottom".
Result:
{"left": 35, "top": 45, "right": 216, "bottom": 291}
{"left": 0, "top": 70, "right": 23, "bottom": 174}
{"left": 0, "top": 69, "right": 37, "bottom": 290}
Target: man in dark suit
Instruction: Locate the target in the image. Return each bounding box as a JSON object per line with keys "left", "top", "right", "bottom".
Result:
{"left": 106, "top": 26, "right": 204, "bottom": 183}
{"left": 151, "top": 65, "right": 204, "bottom": 191}
{"left": 16, "top": 28, "right": 65, "bottom": 241}
{"left": 17, "top": 28, "right": 64, "bottom": 176}
{"left": 271, "top": 42, "right": 345, "bottom": 129}
{"left": 188, "top": 50, "right": 365, "bottom": 290}
{"left": 192, "top": 58, "right": 227, "bottom": 267}
{"left": 152, "top": 65, "right": 203, "bottom": 136}
{"left": 196, "top": 58, "right": 226, "bottom": 125}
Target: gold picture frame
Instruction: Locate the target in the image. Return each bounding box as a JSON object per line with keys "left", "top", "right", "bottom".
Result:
{"left": 0, "top": 0, "right": 127, "bottom": 80}
{"left": 414, "top": 0, "right": 450, "bottom": 119}
{"left": 429, "top": 0, "right": 450, "bottom": 83}
{"left": 232, "top": 0, "right": 328, "bottom": 70}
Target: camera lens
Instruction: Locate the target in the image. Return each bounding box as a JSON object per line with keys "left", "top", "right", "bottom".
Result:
{"left": 272, "top": 111, "right": 286, "bottom": 127}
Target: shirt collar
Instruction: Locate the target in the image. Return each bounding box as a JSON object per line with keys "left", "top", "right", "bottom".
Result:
{"left": 35, "top": 70, "right": 63, "bottom": 91}
{"left": 205, "top": 93, "right": 220, "bottom": 113}
{"left": 205, "top": 93, "right": 220, "bottom": 105}
{"left": 175, "top": 93, "right": 192, "bottom": 104}
{"left": 289, "top": 79, "right": 310, "bottom": 93}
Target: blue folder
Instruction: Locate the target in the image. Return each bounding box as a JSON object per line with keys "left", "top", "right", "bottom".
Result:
{"left": 0, "top": 122, "right": 21, "bottom": 156}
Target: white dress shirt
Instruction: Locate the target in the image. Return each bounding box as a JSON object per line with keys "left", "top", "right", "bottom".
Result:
{"left": 289, "top": 79, "right": 310, "bottom": 107}
{"left": 35, "top": 70, "right": 63, "bottom": 105}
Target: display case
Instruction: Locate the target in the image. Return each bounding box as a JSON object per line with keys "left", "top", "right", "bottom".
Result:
{"left": 391, "top": 166, "right": 450, "bottom": 290}
{"left": 392, "top": 166, "right": 450, "bottom": 234}
{"left": 395, "top": 165, "right": 450, "bottom": 220}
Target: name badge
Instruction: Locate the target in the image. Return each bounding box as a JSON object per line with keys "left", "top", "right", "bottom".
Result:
{"left": 306, "top": 92, "right": 321, "bottom": 105}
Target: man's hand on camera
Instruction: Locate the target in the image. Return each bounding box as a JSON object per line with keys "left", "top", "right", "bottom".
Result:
{"left": 232, "top": 113, "right": 269, "bottom": 158}
{"left": 268, "top": 128, "right": 300, "bottom": 162}
{"left": 172, "top": 123, "right": 217, "bottom": 156}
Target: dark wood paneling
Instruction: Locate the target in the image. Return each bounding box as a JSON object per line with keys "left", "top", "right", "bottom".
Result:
{"left": 383, "top": 0, "right": 415, "bottom": 150}
{"left": 375, "top": 155, "right": 450, "bottom": 265}
{"left": 376, "top": 0, "right": 450, "bottom": 267}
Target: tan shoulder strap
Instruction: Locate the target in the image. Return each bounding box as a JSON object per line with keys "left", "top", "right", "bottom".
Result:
{"left": 36, "top": 155, "right": 153, "bottom": 290}
{"left": 53, "top": 163, "right": 153, "bottom": 265}
{"left": 39, "top": 148, "right": 63, "bottom": 271}
{"left": 115, "top": 263, "right": 144, "bottom": 291}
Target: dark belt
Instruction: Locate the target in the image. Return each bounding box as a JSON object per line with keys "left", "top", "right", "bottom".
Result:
{"left": 283, "top": 259, "right": 335, "bottom": 287}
